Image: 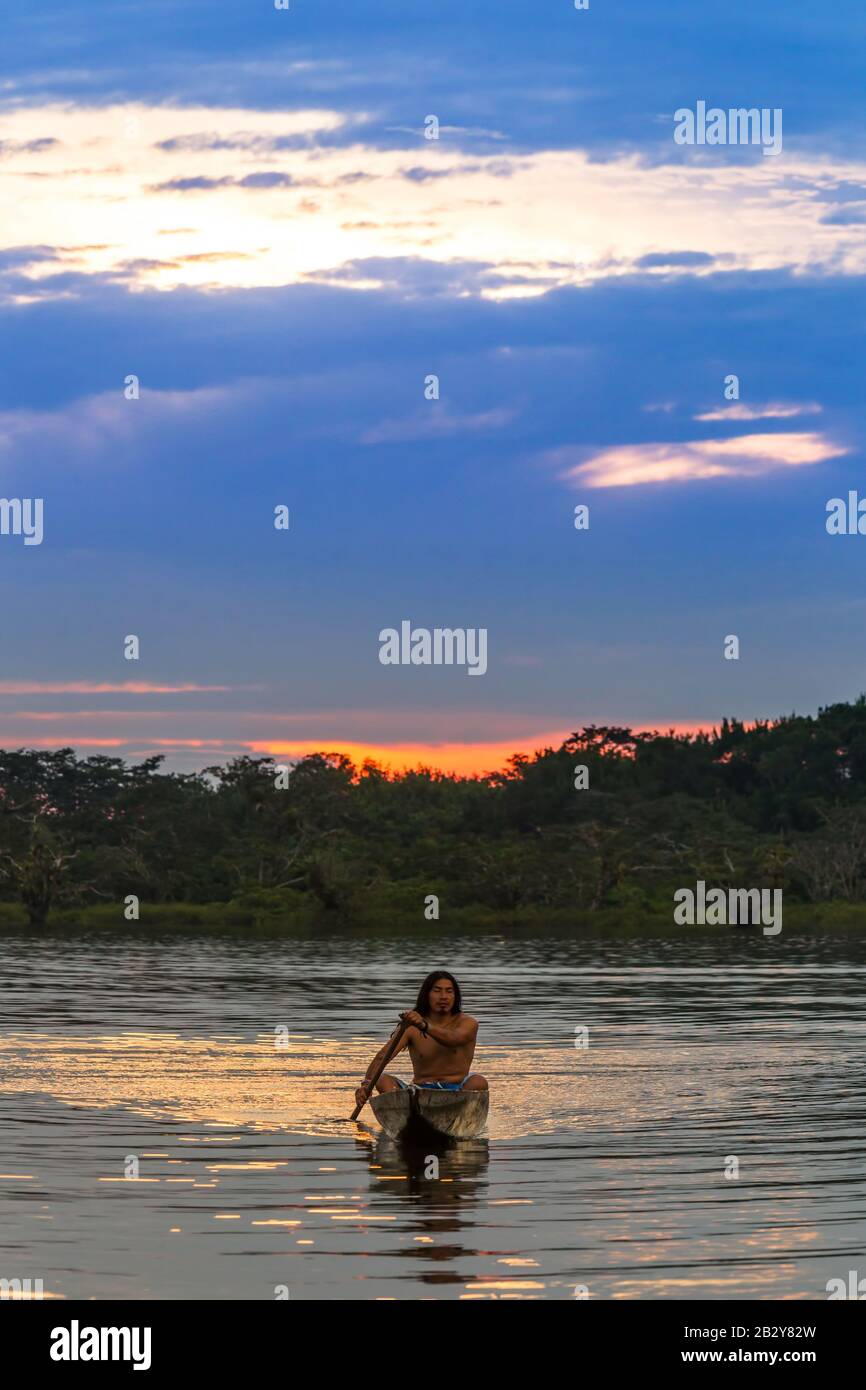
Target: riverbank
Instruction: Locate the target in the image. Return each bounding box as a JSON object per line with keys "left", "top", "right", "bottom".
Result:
{"left": 1, "top": 899, "right": 865, "bottom": 934}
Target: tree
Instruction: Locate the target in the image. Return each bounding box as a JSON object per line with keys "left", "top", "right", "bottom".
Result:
{"left": 0, "top": 816, "right": 79, "bottom": 927}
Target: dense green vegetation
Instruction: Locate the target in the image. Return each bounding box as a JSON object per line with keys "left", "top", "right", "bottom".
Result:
{"left": 2, "top": 697, "right": 866, "bottom": 929}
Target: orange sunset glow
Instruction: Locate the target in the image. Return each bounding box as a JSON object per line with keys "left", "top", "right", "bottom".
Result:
{"left": 0, "top": 721, "right": 721, "bottom": 775}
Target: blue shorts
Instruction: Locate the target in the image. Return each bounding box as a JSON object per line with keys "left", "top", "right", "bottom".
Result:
{"left": 395, "top": 1076, "right": 475, "bottom": 1092}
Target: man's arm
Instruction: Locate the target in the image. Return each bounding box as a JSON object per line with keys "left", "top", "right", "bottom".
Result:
{"left": 420, "top": 1015, "right": 478, "bottom": 1050}
{"left": 355, "top": 1025, "right": 411, "bottom": 1101}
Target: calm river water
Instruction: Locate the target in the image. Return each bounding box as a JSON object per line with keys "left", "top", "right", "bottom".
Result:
{"left": 1, "top": 926, "right": 865, "bottom": 1300}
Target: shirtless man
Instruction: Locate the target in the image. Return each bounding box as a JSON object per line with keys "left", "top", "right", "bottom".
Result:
{"left": 354, "top": 970, "right": 487, "bottom": 1109}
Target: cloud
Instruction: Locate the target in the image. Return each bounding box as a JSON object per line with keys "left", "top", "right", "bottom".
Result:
{"left": 0, "top": 138, "right": 59, "bottom": 156}
{"left": 0, "top": 682, "right": 240, "bottom": 694}
{"left": 694, "top": 402, "right": 823, "bottom": 421}
{"left": 237, "top": 172, "right": 298, "bottom": 190}
{"left": 175, "top": 250, "right": 254, "bottom": 263}
{"left": 7, "top": 103, "right": 866, "bottom": 299}
{"left": 301, "top": 255, "right": 500, "bottom": 297}
{"left": 635, "top": 251, "right": 716, "bottom": 268}
{"left": 398, "top": 166, "right": 454, "bottom": 183}
{"left": 116, "top": 257, "right": 180, "bottom": 273}
{"left": 820, "top": 206, "right": 866, "bottom": 226}
{"left": 0, "top": 382, "right": 250, "bottom": 479}
{"left": 551, "top": 431, "right": 849, "bottom": 488}
{"left": 155, "top": 132, "right": 335, "bottom": 155}
{"left": 399, "top": 159, "right": 518, "bottom": 184}
{"left": 0, "top": 258, "right": 860, "bottom": 752}
{"left": 387, "top": 125, "right": 507, "bottom": 142}
{"left": 816, "top": 181, "right": 866, "bottom": 203}
{"left": 151, "top": 171, "right": 308, "bottom": 192}
{"left": 0, "top": 244, "right": 61, "bottom": 270}
{"left": 361, "top": 406, "right": 516, "bottom": 444}
{"left": 150, "top": 176, "right": 233, "bottom": 192}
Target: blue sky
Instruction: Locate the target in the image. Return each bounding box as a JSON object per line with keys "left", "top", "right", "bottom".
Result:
{"left": 1, "top": 1, "right": 864, "bottom": 772}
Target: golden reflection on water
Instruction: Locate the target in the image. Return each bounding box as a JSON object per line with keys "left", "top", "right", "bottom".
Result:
{"left": 0, "top": 1022, "right": 851, "bottom": 1302}
{"left": 0, "top": 1028, "right": 707, "bottom": 1140}
{"left": 0, "top": 1028, "right": 575, "bottom": 1134}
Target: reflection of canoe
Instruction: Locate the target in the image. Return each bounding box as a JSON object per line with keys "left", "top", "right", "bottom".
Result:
{"left": 371, "top": 1087, "right": 489, "bottom": 1142}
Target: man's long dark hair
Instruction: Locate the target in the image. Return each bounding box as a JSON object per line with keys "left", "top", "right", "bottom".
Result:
{"left": 416, "top": 970, "right": 462, "bottom": 1016}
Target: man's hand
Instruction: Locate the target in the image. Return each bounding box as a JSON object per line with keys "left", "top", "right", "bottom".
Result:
{"left": 400, "top": 1010, "right": 426, "bottom": 1030}
{"left": 354, "top": 1082, "right": 372, "bottom": 1108}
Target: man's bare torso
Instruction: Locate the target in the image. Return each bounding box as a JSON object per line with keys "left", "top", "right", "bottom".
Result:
{"left": 407, "top": 1013, "right": 478, "bottom": 1082}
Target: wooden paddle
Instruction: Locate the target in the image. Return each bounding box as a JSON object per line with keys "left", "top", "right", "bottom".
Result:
{"left": 350, "top": 1018, "right": 410, "bottom": 1120}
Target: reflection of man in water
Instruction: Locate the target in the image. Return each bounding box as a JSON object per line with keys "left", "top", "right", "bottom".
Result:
{"left": 354, "top": 971, "right": 488, "bottom": 1111}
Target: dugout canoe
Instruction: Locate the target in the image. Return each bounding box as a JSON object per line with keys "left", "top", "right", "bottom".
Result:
{"left": 370, "top": 1087, "right": 489, "bottom": 1142}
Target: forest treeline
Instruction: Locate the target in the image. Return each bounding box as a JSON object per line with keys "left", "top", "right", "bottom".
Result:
{"left": 2, "top": 697, "right": 866, "bottom": 928}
